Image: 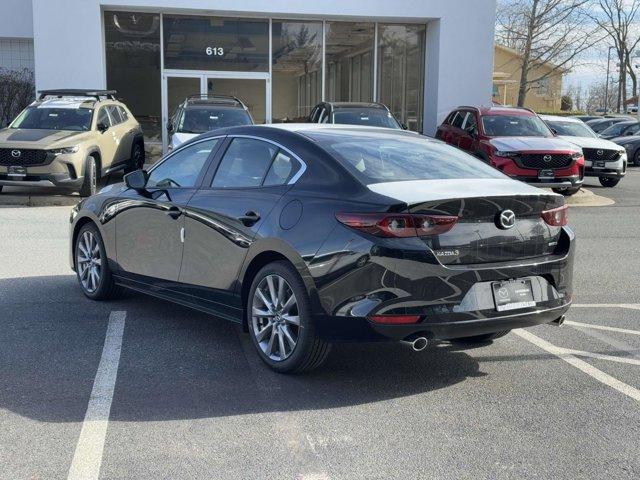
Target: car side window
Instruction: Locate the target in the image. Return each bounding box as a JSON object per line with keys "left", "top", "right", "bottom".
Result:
{"left": 117, "top": 106, "right": 129, "bottom": 122}
{"left": 263, "top": 151, "right": 301, "bottom": 186}
{"left": 309, "top": 107, "right": 319, "bottom": 122}
{"left": 211, "top": 138, "right": 277, "bottom": 188}
{"left": 109, "top": 106, "right": 123, "bottom": 124}
{"left": 96, "top": 107, "right": 111, "bottom": 128}
{"left": 463, "top": 111, "right": 477, "bottom": 132}
{"left": 451, "top": 111, "right": 466, "bottom": 129}
{"left": 320, "top": 108, "right": 329, "bottom": 123}
{"left": 147, "top": 138, "right": 220, "bottom": 189}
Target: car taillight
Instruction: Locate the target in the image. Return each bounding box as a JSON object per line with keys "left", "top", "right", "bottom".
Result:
{"left": 541, "top": 205, "right": 568, "bottom": 226}
{"left": 335, "top": 213, "right": 458, "bottom": 238}
{"left": 369, "top": 314, "right": 421, "bottom": 325}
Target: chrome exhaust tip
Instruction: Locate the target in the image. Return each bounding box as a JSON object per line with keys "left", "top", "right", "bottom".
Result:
{"left": 550, "top": 315, "right": 565, "bottom": 327}
{"left": 401, "top": 336, "right": 429, "bottom": 352}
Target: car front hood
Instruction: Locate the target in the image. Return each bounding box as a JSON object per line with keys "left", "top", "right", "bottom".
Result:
{"left": 558, "top": 135, "right": 624, "bottom": 151}
{"left": 610, "top": 135, "right": 640, "bottom": 146}
{"left": 488, "top": 136, "right": 578, "bottom": 152}
{"left": 172, "top": 132, "right": 199, "bottom": 148}
{"left": 0, "top": 128, "right": 90, "bottom": 149}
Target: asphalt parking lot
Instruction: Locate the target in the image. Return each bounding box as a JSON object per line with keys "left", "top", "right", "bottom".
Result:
{"left": 1, "top": 170, "right": 639, "bottom": 480}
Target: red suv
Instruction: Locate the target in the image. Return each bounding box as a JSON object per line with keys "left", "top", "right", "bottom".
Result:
{"left": 436, "top": 106, "right": 584, "bottom": 195}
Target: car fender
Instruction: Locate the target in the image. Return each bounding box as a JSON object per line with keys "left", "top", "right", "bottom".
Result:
{"left": 237, "top": 236, "right": 323, "bottom": 315}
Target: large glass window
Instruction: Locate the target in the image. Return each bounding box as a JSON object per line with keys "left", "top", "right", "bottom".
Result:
{"left": 163, "top": 15, "right": 268, "bottom": 72}
{"left": 377, "top": 24, "right": 426, "bottom": 132}
{"left": 325, "top": 22, "right": 375, "bottom": 102}
{"left": 272, "top": 20, "right": 322, "bottom": 122}
{"left": 104, "top": 11, "right": 161, "bottom": 140}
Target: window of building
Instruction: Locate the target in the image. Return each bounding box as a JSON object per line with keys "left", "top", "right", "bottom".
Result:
{"left": 536, "top": 78, "right": 550, "bottom": 96}
{"left": 163, "top": 15, "right": 269, "bottom": 72}
{"left": 377, "top": 24, "right": 426, "bottom": 132}
{"left": 272, "top": 20, "right": 323, "bottom": 122}
{"left": 325, "top": 22, "right": 375, "bottom": 102}
{"left": 104, "top": 11, "right": 161, "bottom": 140}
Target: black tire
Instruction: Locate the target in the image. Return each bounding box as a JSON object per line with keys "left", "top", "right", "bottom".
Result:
{"left": 634, "top": 150, "right": 640, "bottom": 166}
{"left": 0, "top": 185, "right": 3, "bottom": 194}
{"left": 452, "top": 330, "right": 511, "bottom": 344}
{"left": 74, "top": 223, "right": 122, "bottom": 300}
{"left": 553, "top": 186, "right": 580, "bottom": 196}
{"left": 79, "top": 155, "right": 98, "bottom": 197}
{"left": 125, "top": 141, "right": 145, "bottom": 173}
{"left": 247, "top": 261, "right": 331, "bottom": 373}
{"left": 599, "top": 176, "right": 620, "bottom": 187}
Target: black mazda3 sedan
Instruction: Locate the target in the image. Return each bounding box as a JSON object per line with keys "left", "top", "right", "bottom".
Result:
{"left": 69, "top": 124, "right": 574, "bottom": 372}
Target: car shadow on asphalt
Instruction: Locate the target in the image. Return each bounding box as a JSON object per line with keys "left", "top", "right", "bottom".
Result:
{"left": 0, "top": 274, "right": 511, "bottom": 423}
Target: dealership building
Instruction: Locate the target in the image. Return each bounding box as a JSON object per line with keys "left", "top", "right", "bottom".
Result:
{"left": 2, "top": 0, "right": 495, "bottom": 150}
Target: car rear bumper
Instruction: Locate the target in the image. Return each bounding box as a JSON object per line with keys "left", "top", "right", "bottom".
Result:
{"left": 312, "top": 227, "right": 575, "bottom": 342}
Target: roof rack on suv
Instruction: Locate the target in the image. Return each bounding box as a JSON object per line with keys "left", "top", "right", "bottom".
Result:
{"left": 38, "top": 89, "right": 117, "bottom": 101}
{"left": 184, "top": 93, "right": 247, "bottom": 108}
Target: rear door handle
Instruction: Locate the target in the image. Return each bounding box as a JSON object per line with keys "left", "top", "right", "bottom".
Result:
{"left": 238, "top": 211, "right": 260, "bottom": 226}
{"left": 165, "top": 206, "right": 182, "bottom": 219}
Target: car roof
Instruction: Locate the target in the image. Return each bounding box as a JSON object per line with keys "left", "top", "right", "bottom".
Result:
{"left": 324, "top": 102, "right": 389, "bottom": 110}
{"left": 540, "top": 115, "right": 582, "bottom": 123}
{"left": 586, "top": 117, "right": 627, "bottom": 124}
{"left": 457, "top": 105, "right": 535, "bottom": 116}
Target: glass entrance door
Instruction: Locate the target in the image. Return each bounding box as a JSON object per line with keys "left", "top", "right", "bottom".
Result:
{"left": 162, "top": 72, "right": 269, "bottom": 153}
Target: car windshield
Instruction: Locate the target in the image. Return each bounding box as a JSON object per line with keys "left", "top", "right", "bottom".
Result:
{"left": 481, "top": 114, "right": 552, "bottom": 137}
{"left": 10, "top": 107, "right": 93, "bottom": 131}
{"left": 308, "top": 130, "right": 506, "bottom": 184}
{"left": 332, "top": 109, "right": 401, "bottom": 129}
{"left": 600, "top": 122, "right": 636, "bottom": 137}
{"left": 178, "top": 107, "right": 252, "bottom": 133}
{"left": 546, "top": 120, "right": 597, "bottom": 138}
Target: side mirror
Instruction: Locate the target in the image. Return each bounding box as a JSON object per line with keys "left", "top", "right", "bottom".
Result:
{"left": 97, "top": 122, "right": 109, "bottom": 133}
{"left": 124, "top": 169, "right": 149, "bottom": 191}
{"left": 166, "top": 122, "right": 174, "bottom": 133}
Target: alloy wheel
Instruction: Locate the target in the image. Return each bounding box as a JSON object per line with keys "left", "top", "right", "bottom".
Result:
{"left": 251, "top": 274, "right": 300, "bottom": 361}
{"left": 76, "top": 231, "right": 102, "bottom": 293}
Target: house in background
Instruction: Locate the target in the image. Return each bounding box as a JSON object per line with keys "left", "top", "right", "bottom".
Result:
{"left": 493, "top": 44, "right": 563, "bottom": 112}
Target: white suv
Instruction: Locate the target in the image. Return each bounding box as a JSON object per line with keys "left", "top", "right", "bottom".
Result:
{"left": 541, "top": 115, "right": 627, "bottom": 188}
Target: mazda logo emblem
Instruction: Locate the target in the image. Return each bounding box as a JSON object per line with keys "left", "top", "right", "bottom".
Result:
{"left": 497, "top": 210, "right": 516, "bottom": 230}
{"left": 543, "top": 154, "right": 552, "bottom": 163}
{"left": 597, "top": 150, "right": 603, "bottom": 156}
{"left": 11, "top": 150, "right": 21, "bottom": 158}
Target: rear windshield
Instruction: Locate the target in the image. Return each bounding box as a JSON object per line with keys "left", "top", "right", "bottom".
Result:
{"left": 178, "top": 107, "right": 252, "bottom": 133}
{"left": 332, "top": 109, "right": 401, "bottom": 129}
{"left": 481, "top": 114, "right": 552, "bottom": 137}
{"left": 11, "top": 107, "right": 93, "bottom": 131}
{"left": 307, "top": 131, "right": 505, "bottom": 184}
{"left": 546, "top": 120, "right": 596, "bottom": 138}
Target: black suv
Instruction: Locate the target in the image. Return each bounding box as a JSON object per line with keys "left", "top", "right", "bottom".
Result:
{"left": 308, "top": 102, "right": 405, "bottom": 130}
{"left": 167, "top": 94, "right": 253, "bottom": 151}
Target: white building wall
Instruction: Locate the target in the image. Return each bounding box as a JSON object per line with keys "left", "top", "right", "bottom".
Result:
{"left": 0, "top": 0, "right": 33, "bottom": 38}
{"left": 29, "top": 0, "right": 496, "bottom": 134}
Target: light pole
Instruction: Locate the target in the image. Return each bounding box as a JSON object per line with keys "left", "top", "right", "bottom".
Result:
{"left": 605, "top": 46, "right": 615, "bottom": 113}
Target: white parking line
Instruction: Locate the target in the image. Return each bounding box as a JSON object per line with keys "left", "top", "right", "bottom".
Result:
{"left": 573, "top": 303, "right": 640, "bottom": 311}
{"left": 514, "top": 329, "right": 640, "bottom": 403}
{"left": 67, "top": 311, "right": 126, "bottom": 480}
{"left": 565, "top": 320, "right": 640, "bottom": 336}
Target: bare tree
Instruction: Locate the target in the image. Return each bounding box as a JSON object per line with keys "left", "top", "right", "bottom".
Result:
{"left": 0, "top": 69, "right": 35, "bottom": 126}
{"left": 590, "top": 0, "right": 640, "bottom": 111}
{"left": 496, "top": 0, "right": 603, "bottom": 107}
